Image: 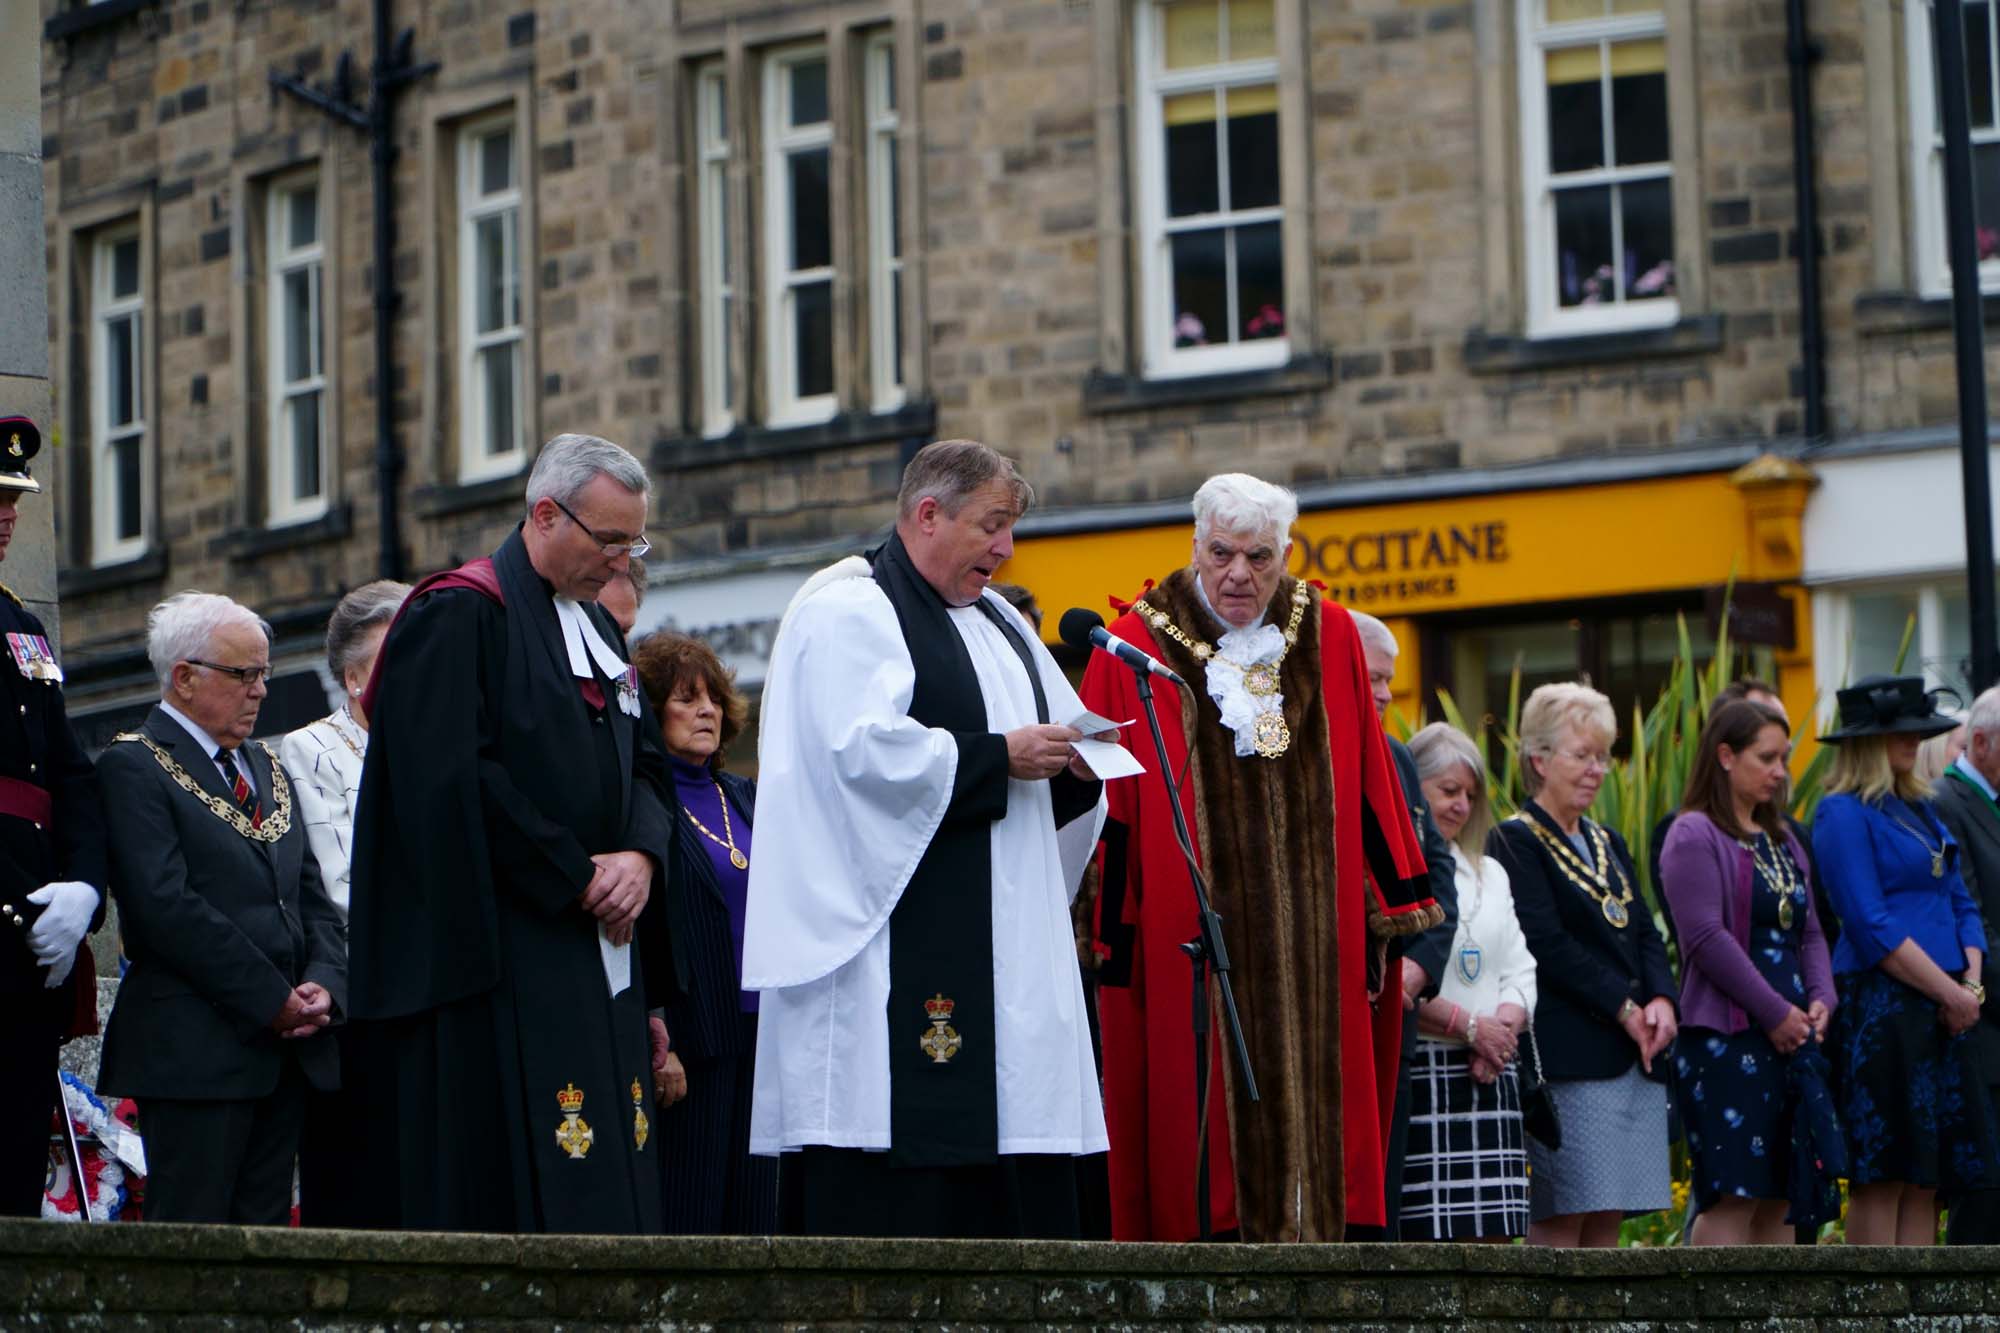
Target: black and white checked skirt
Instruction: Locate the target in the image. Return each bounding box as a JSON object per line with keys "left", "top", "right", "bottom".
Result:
{"left": 1397, "top": 1037, "right": 1531, "bottom": 1240}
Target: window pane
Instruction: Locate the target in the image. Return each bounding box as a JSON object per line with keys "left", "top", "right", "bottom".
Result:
{"left": 1164, "top": 92, "right": 1220, "bottom": 217}
{"left": 111, "top": 237, "right": 140, "bottom": 299}
{"left": 107, "top": 314, "right": 137, "bottom": 427}
{"left": 290, "top": 390, "right": 322, "bottom": 502}
{"left": 1972, "top": 2, "right": 1996, "bottom": 130}
{"left": 721, "top": 292, "right": 735, "bottom": 406}
{"left": 707, "top": 75, "right": 729, "bottom": 140}
{"left": 1169, "top": 227, "right": 1228, "bottom": 347}
{"left": 1610, "top": 0, "right": 1662, "bottom": 13}
{"left": 479, "top": 127, "right": 514, "bottom": 196}
{"left": 1163, "top": 0, "right": 1221, "bottom": 68}
{"left": 287, "top": 184, "right": 319, "bottom": 250}
{"left": 793, "top": 278, "right": 833, "bottom": 398}
{"left": 717, "top": 168, "right": 733, "bottom": 275}
{"left": 888, "top": 137, "right": 902, "bottom": 257}
{"left": 1546, "top": 45, "right": 1606, "bottom": 173}
{"left": 1850, "top": 589, "right": 1923, "bottom": 678}
{"left": 475, "top": 210, "right": 519, "bottom": 333}
{"left": 1228, "top": 0, "right": 1275, "bottom": 60}
{"left": 890, "top": 268, "right": 904, "bottom": 387}
{"left": 1621, "top": 177, "right": 1676, "bottom": 300}
{"left": 1234, "top": 220, "right": 1283, "bottom": 341}
{"left": 789, "top": 57, "right": 828, "bottom": 127}
{"left": 481, "top": 343, "right": 518, "bottom": 457}
{"left": 1609, "top": 39, "right": 1669, "bottom": 165}
{"left": 879, "top": 44, "right": 897, "bottom": 112}
{"left": 283, "top": 267, "right": 316, "bottom": 382}
{"left": 1548, "top": 0, "right": 1606, "bottom": 20}
{"left": 789, "top": 147, "right": 831, "bottom": 270}
{"left": 1977, "top": 142, "right": 2000, "bottom": 258}
{"left": 1225, "top": 85, "right": 1279, "bottom": 210}
{"left": 1939, "top": 585, "right": 1974, "bottom": 695}
{"left": 113, "top": 435, "right": 142, "bottom": 541}
{"left": 1553, "top": 184, "right": 1615, "bottom": 307}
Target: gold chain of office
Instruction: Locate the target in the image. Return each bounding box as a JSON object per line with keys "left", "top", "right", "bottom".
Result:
{"left": 111, "top": 734, "right": 294, "bottom": 843}
{"left": 1132, "top": 581, "right": 1312, "bottom": 759}
{"left": 1513, "top": 813, "right": 1634, "bottom": 928}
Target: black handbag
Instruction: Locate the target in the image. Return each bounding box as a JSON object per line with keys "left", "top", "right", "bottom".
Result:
{"left": 1518, "top": 1020, "right": 1563, "bottom": 1150}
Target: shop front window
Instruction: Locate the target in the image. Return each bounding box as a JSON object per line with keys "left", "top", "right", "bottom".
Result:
{"left": 1837, "top": 580, "right": 1972, "bottom": 698}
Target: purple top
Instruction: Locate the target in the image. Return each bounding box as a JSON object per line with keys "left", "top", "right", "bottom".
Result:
{"left": 1660, "top": 811, "right": 1836, "bottom": 1034}
{"left": 671, "top": 755, "right": 756, "bottom": 1013}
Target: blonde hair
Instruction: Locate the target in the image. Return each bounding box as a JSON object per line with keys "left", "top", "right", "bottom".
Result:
{"left": 1518, "top": 681, "right": 1617, "bottom": 797}
{"left": 1825, "top": 733, "right": 1935, "bottom": 804}
{"left": 1409, "top": 721, "right": 1491, "bottom": 861}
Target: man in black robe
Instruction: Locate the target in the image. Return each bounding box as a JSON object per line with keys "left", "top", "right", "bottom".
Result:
{"left": 348, "top": 433, "right": 674, "bottom": 1233}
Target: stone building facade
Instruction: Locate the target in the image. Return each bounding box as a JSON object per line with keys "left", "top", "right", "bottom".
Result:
{"left": 30, "top": 0, "right": 2000, "bottom": 742}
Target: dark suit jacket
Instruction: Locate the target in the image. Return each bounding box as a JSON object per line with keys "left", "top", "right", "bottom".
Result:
{"left": 646, "top": 769, "right": 758, "bottom": 1063}
{"left": 1489, "top": 805, "right": 1676, "bottom": 1082}
{"left": 1389, "top": 737, "right": 1459, "bottom": 997}
{"left": 1932, "top": 769, "right": 2000, "bottom": 1069}
{"left": 97, "top": 706, "right": 346, "bottom": 1100}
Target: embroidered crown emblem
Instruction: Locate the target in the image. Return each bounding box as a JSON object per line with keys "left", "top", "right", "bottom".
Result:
{"left": 920, "top": 992, "right": 962, "bottom": 1064}
{"left": 557, "top": 1083, "right": 586, "bottom": 1113}
{"left": 925, "top": 994, "right": 955, "bottom": 1021}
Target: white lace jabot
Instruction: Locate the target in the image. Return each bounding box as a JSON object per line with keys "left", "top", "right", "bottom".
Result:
{"left": 1192, "top": 576, "right": 1287, "bottom": 759}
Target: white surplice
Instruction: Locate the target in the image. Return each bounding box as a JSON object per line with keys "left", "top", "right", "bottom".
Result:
{"left": 744, "top": 566, "right": 1109, "bottom": 1157}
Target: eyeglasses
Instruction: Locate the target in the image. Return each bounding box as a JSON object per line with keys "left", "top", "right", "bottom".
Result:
{"left": 551, "top": 498, "right": 651, "bottom": 559}
{"left": 185, "top": 659, "right": 271, "bottom": 688}
{"left": 1555, "top": 746, "right": 1612, "bottom": 771}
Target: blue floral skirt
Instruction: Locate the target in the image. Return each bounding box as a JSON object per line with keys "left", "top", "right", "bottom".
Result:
{"left": 1677, "top": 1027, "right": 1794, "bottom": 1211}
{"left": 1833, "top": 969, "right": 2000, "bottom": 1193}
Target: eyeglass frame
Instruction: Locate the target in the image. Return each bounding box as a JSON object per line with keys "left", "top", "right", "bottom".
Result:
{"left": 184, "top": 658, "right": 272, "bottom": 688}
{"left": 1551, "top": 745, "right": 1612, "bottom": 772}
{"left": 549, "top": 497, "right": 652, "bottom": 559}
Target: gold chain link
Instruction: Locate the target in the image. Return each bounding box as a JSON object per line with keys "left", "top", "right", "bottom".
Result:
{"left": 113, "top": 733, "right": 295, "bottom": 842}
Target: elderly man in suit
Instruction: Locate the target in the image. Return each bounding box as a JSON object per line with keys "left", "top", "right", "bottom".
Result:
{"left": 96, "top": 592, "right": 345, "bottom": 1224}
{"left": 1933, "top": 682, "right": 2000, "bottom": 1245}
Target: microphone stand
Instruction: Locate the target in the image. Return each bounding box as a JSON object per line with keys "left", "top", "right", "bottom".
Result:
{"left": 1125, "top": 663, "right": 1258, "bottom": 1244}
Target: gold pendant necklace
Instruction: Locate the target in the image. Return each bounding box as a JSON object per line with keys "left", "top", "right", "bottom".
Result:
{"left": 685, "top": 781, "right": 748, "bottom": 870}
{"left": 1133, "top": 581, "right": 1312, "bottom": 759}
{"left": 1888, "top": 805, "right": 1947, "bottom": 878}
{"left": 1742, "top": 830, "right": 1803, "bottom": 930}
{"left": 1516, "top": 813, "right": 1633, "bottom": 928}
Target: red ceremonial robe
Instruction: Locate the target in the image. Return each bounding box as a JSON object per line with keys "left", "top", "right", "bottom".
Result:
{"left": 1081, "top": 572, "right": 1434, "bottom": 1241}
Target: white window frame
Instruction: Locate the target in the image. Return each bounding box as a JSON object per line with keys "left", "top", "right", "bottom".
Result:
{"left": 266, "top": 171, "right": 329, "bottom": 526}
{"left": 866, "top": 34, "right": 905, "bottom": 413}
{"left": 1516, "top": 0, "right": 1680, "bottom": 339}
{"left": 456, "top": 113, "right": 527, "bottom": 483}
{"left": 763, "top": 45, "right": 839, "bottom": 428}
{"left": 1813, "top": 576, "right": 1973, "bottom": 704}
{"left": 90, "top": 226, "right": 147, "bottom": 566}
{"left": 1133, "top": 0, "right": 1289, "bottom": 381}
{"left": 1908, "top": 0, "right": 2000, "bottom": 297}
{"left": 696, "top": 64, "right": 736, "bottom": 438}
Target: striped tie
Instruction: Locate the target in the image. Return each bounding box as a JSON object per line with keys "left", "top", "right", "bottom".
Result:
{"left": 217, "top": 748, "right": 262, "bottom": 828}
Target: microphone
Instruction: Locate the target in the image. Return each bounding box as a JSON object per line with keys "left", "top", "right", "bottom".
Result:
{"left": 1059, "top": 608, "right": 1187, "bottom": 688}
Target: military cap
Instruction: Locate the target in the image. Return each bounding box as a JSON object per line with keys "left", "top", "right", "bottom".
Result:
{"left": 0, "top": 418, "right": 42, "bottom": 495}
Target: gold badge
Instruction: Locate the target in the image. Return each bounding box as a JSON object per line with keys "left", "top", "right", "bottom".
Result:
{"left": 555, "top": 1082, "right": 594, "bottom": 1160}
{"left": 1243, "top": 662, "right": 1280, "bottom": 697}
{"left": 920, "top": 993, "right": 961, "bottom": 1064}
{"left": 631, "top": 1077, "right": 650, "bottom": 1151}
{"left": 1252, "top": 711, "right": 1292, "bottom": 758}
{"left": 6, "top": 433, "right": 20, "bottom": 458}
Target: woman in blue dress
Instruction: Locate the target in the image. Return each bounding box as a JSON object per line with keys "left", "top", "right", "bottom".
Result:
{"left": 1813, "top": 675, "right": 1995, "bottom": 1246}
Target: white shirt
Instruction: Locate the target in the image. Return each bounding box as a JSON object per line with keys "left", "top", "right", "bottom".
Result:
{"left": 160, "top": 699, "right": 257, "bottom": 800}
{"left": 1953, "top": 752, "right": 1999, "bottom": 802}
{"left": 280, "top": 707, "right": 367, "bottom": 920}
{"left": 745, "top": 570, "right": 1109, "bottom": 1157}
{"left": 1432, "top": 843, "right": 1539, "bottom": 1037}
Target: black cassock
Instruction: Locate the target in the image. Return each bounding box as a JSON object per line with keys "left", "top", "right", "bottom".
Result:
{"left": 348, "top": 528, "right": 673, "bottom": 1233}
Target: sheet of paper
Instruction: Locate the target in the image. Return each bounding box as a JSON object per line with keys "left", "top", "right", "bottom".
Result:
{"left": 1067, "top": 709, "right": 1134, "bottom": 738}
{"left": 599, "top": 924, "right": 632, "bottom": 998}
{"left": 1070, "top": 735, "right": 1146, "bottom": 781}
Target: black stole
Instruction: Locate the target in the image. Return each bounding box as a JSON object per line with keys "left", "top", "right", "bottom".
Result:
{"left": 871, "top": 533, "right": 1046, "bottom": 1166}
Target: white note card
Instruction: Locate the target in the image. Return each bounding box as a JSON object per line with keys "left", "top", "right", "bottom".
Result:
{"left": 1064, "top": 710, "right": 1145, "bottom": 780}
{"left": 599, "top": 924, "right": 632, "bottom": 998}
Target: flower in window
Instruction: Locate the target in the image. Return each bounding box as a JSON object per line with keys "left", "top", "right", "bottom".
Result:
{"left": 1630, "top": 259, "right": 1676, "bottom": 298}
{"left": 1174, "top": 311, "right": 1208, "bottom": 347}
{"left": 1244, "top": 303, "right": 1284, "bottom": 339}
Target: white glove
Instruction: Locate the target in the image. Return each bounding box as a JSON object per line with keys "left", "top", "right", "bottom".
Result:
{"left": 25, "top": 880, "right": 98, "bottom": 988}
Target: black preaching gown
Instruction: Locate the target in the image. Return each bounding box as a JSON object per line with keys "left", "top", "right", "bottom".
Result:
{"left": 347, "top": 529, "right": 673, "bottom": 1234}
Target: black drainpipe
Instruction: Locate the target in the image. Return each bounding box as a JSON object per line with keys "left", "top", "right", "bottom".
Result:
{"left": 1786, "top": 0, "right": 1827, "bottom": 444}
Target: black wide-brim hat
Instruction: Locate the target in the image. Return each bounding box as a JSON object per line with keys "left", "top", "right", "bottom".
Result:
{"left": 1818, "top": 673, "right": 1963, "bottom": 743}
{"left": 0, "top": 417, "right": 42, "bottom": 495}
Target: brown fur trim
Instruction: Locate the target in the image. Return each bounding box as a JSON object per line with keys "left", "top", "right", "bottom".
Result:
{"left": 1370, "top": 894, "right": 1446, "bottom": 938}
{"left": 1145, "top": 569, "right": 1346, "bottom": 1242}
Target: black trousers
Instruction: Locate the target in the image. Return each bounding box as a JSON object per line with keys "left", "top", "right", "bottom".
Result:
{"left": 778, "top": 1146, "right": 1083, "bottom": 1240}
{"left": 139, "top": 1061, "right": 307, "bottom": 1225}
{"left": 658, "top": 1015, "right": 777, "bottom": 1235}
{"left": 0, "top": 1007, "right": 62, "bottom": 1217}
{"left": 299, "top": 1027, "right": 368, "bottom": 1228}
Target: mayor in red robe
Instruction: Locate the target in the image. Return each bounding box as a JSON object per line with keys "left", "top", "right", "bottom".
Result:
{"left": 1078, "top": 473, "right": 1438, "bottom": 1243}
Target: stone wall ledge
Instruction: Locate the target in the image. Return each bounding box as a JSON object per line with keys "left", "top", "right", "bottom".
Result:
{"left": 8, "top": 1219, "right": 2000, "bottom": 1327}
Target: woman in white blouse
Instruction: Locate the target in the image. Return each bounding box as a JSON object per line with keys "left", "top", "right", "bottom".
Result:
{"left": 280, "top": 578, "right": 408, "bottom": 1227}
{"left": 1398, "top": 721, "right": 1539, "bottom": 1241}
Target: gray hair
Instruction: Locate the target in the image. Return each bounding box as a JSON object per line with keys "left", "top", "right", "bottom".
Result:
{"left": 1192, "top": 473, "right": 1298, "bottom": 549}
{"left": 896, "top": 439, "right": 1034, "bottom": 519}
{"left": 1408, "top": 720, "right": 1491, "bottom": 860}
{"left": 1969, "top": 686, "right": 2000, "bottom": 738}
{"left": 146, "top": 592, "right": 272, "bottom": 692}
{"left": 1349, "top": 609, "right": 1399, "bottom": 662}
{"left": 525, "top": 433, "right": 650, "bottom": 513}
{"left": 326, "top": 579, "right": 411, "bottom": 680}
{"left": 1518, "top": 681, "right": 1617, "bottom": 797}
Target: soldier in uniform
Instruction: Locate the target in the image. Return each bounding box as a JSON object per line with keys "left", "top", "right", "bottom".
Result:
{"left": 0, "top": 415, "right": 108, "bottom": 1217}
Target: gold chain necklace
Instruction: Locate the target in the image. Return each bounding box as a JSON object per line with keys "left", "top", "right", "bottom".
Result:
{"left": 328, "top": 708, "right": 366, "bottom": 764}
{"left": 684, "top": 781, "right": 748, "bottom": 870}
{"left": 1741, "top": 829, "right": 1805, "bottom": 929}
{"left": 113, "top": 733, "right": 294, "bottom": 842}
{"left": 1133, "top": 580, "right": 1312, "bottom": 758}
{"left": 1515, "top": 813, "right": 1633, "bottom": 928}
{"left": 1886, "top": 802, "right": 1947, "bottom": 879}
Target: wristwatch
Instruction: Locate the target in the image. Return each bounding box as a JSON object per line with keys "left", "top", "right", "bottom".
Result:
{"left": 1616, "top": 998, "right": 1640, "bottom": 1023}
{"left": 1965, "top": 979, "right": 1988, "bottom": 1005}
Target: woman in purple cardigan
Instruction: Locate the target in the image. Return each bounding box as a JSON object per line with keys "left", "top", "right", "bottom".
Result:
{"left": 1661, "top": 700, "right": 1836, "bottom": 1244}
